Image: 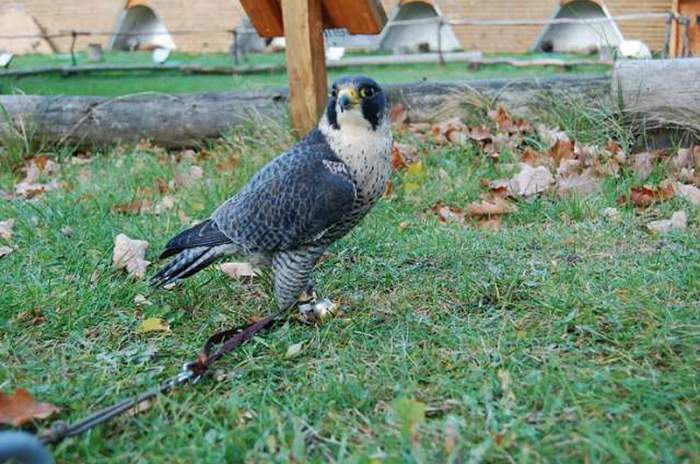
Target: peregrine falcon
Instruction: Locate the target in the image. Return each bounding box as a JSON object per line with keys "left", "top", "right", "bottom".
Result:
{"left": 151, "top": 76, "right": 392, "bottom": 319}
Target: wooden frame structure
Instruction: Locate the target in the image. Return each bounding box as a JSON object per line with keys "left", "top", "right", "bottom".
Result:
{"left": 240, "top": 0, "right": 387, "bottom": 134}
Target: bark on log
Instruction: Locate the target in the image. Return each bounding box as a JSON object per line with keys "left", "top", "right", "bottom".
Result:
{"left": 612, "top": 58, "right": 700, "bottom": 145}
{"left": 0, "top": 74, "right": 611, "bottom": 148}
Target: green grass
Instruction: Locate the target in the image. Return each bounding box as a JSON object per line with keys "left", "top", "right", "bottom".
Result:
{"left": 0, "top": 103, "right": 698, "bottom": 463}
{"left": 0, "top": 51, "right": 609, "bottom": 97}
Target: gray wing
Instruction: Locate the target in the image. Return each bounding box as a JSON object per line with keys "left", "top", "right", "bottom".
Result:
{"left": 213, "top": 147, "right": 356, "bottom": 253}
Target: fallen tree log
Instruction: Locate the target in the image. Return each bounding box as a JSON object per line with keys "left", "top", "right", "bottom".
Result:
{"left": 0, "top": 74, "right": 610, "bottom": 148}
{"left": 612, "top": 58, "right": 700, "bottom": 146}
{"left": 0, "top": 59, "right": 697, "bottom": 148}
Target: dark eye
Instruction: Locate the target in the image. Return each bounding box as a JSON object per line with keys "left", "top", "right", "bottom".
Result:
{"left": 360, "top": 87, "right": 375, "bottom": 98}
{"left": 330, "top": 87, "right": 337, "bottom": 98}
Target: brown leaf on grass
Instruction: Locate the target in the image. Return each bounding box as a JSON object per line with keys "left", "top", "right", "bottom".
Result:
{"left": 488, "top": 106, "right": 530, "bottom": 134}
{"left": 389, "top": 103, "right": 408, "bottom": 128}
{"left": 0, "top": 388, "right": 60, "bottom": 426}
{"left": 646, "top": 211, "right": 688, "bottom": 233}
{"left": 557, "top": 159, "right": 583, "bottom": 178}
{"left": 0, "top": 246, "right": 13, "bottom": 258}
{"left": 475, "top": 217, "right": 503, "bottom": 230}
{"left": 592, "top": 155, "right": 621, "bottom": 178}
{"left": 383, "top": 179, "right": 395, "bottom": 199}
{"left": 110, "top": 199, "right": 153, "bottom": 215}
{"left": 466, "top": 195, "right": 516, "bottom": 217}
{"left": 152, "top": 196, "right": 176, "bottom": 215}
{"left": 169, "top": 165, "right": 204, "bottom": 190}
{"left": 432, "top": 117, "right": 468, "bottom": 144}
{"left": 218, "top": 262, "right": 260, "bottom": 279}
{"left": 112, "top": 233, "right": 150, "bottom": 279}
{"left": 630, "top": 152, "right": 654, "bottom": 181}
{"left": 467, "top": 125, "right": 492, "bottom": 141}
{"left": 556, "top": 170, "right": 602, "bottom": 198}
{"left": 676, "top": 183, "right": 700, "bottom": 206}
{"left": 619, "top": 183, "right": 676, "bottom": 207}
{"left": 520, "top": 147, "right": 542, "bottom": 166}
{"left": 14, "top": 159, "right": 61, "bottom": 199}
{"left": 215, "top": 155, "right": 241, "bottom": 172}
{"left": 509, "top": 164, "right": 554, "bottom": 197}
{"left": 391, "top": 142, "right": 418, "bottom": 171}
{"left": 0, "top": 219, "right": 14, "bottom": 240}
{"left": 155, "top": 178, "right": 170, "bottom": 194}
{"left": 606, "top": 139, "right": 623, "bottom": 155}
{"left": 671, "top": 146, "right": 700, "bottom": 171}
{"left": 536, "top": 124, "right": 569, "bottom": 146}
{"left": 548, "top": 139, "right": 575, "bottom": 167}
{"left": 431, "top": 202, "right": 465, "bottom": 224}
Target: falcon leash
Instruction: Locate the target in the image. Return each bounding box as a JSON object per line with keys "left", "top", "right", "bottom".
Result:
{"left": 0, "top": 307, "right": 289, "bottom": 463}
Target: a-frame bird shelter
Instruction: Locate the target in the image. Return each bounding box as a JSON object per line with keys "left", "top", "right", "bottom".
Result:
{"left": 240, "top": 0, "right": 387, "bottom": 135}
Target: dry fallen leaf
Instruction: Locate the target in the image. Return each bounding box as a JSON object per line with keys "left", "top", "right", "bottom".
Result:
{"left": 536, "top": 124, "right": 570, "bottom": 145}
{"left": 431, "top": 202, "right": 465, "bottom": 224}
{"left": 14, "top": 159, "right": 61, "bottom": 199}
{"left": 467, "top": 125, "right": 492, "bottom": 142}
{"left": 548, "top": 139, "right": 575, "bottom": 167}
{"left": 432, "top": 117, "right": 468, "bottom": 144}
{"left": 285, "top": 342, "right": 303, "bottom": 358}
{"left": 110, "top": 199, "right": 153, "bottom": 215}
{"left": 389, "top": 103, "right": 408, "bottom": 128}
{"left": 0, "top": 388, "right": 60, "bottom": 426}
{"left": 152, "top": 196, "right": 176, "bottom": 215}
{"left": 0, "top": 246, "right": 13, "bottom": 258}
{"left": 621, "top": 183, "right": 676, "bottom": 207}
{"left": 676, "top": 183, "right": 700, "bottom": 206}
{"left": 509, "top": 164, "right": 554, "bottom": 197}
{"left": 112, "top": 233, "right": 151, "bottom": 279}
{"left": 556, "top": 170, "right": 602, "bottom": 198}
{"left": 630, "top": 152, "right": 654, "bottom": 181}
{"left": 475, "top": 217, "right": 503, "bottom": 230}
{"left": 466, "top": 196, "right": 516, "bottom": 217}
{"left": 391, "top": 142, "right": 418, "bottom": 171}
{"left": 136, "top": 317, "right": 171, "bottom": 334}
{"left": 647, "top": 211, "right": 687, "bottom": 234}
{"left": 169, "top": 165, "right": 204, "bottom": 190}
{"left": 0, "top": 219, "right": 14, "bottom": 240}
{"left": 218, "top": 262, "right": 259, "bottom": 279}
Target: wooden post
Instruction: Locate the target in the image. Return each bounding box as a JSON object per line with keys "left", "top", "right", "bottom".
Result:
{"left": 281, "top": 0, "right": 328, "bottom": 135}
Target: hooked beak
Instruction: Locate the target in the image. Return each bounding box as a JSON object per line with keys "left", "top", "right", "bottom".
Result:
{"left": 337, "top": 85, "right": 360, "bottom": 112}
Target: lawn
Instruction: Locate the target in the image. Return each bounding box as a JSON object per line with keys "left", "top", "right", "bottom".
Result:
{"left": 0, "top": 51, "right": 610, "bottom": 97}
{"left": 0, "top": 72, "right": 698, "bottom": 462}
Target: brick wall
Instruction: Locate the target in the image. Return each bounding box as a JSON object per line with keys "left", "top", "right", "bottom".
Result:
{"left": 1, "top": 0, "right": 243, "bottom": 53}
{"left": 382, "top": 0, "right": 673, "bottom": 53}
{"left": 1, "top": 1, "right": 674, "bottom": 54}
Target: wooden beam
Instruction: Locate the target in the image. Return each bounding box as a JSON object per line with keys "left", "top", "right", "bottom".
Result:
{"left": 239, "top": 0, "right": 284, "bottom": 38}
{"left": 671, "top": 0, "right": 679, "bottom": 57}
{"left": 322, "top": 0, "right": 387, "bottom": 34}
{"left": 281, "top": 0, "right": 328, "bottom": 135}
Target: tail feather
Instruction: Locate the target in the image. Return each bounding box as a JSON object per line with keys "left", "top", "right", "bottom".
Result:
{"left": 151, "top": 245, "right": 234, "bottom": 287}
{"left": 159, "top": 219, "right": 229, "bottom": 260}
{"left": 151, "top": 219, "right": 235, "bottom": 287}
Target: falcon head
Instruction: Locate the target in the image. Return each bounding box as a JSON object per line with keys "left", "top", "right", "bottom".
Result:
{"left": 326, "top": 76, "right": 388, "bottom": 131}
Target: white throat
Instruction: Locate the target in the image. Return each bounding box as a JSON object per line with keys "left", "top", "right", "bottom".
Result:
{"left": 319, "top": 112, "right": 392, "bottom": 198}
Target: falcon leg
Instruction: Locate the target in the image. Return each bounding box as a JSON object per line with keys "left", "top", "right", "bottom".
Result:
{"left": 272, "top": 250, "right": 335, "bottom": 324}
{"left": 297, "top": 282, "right": 335, "bottom": 323}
